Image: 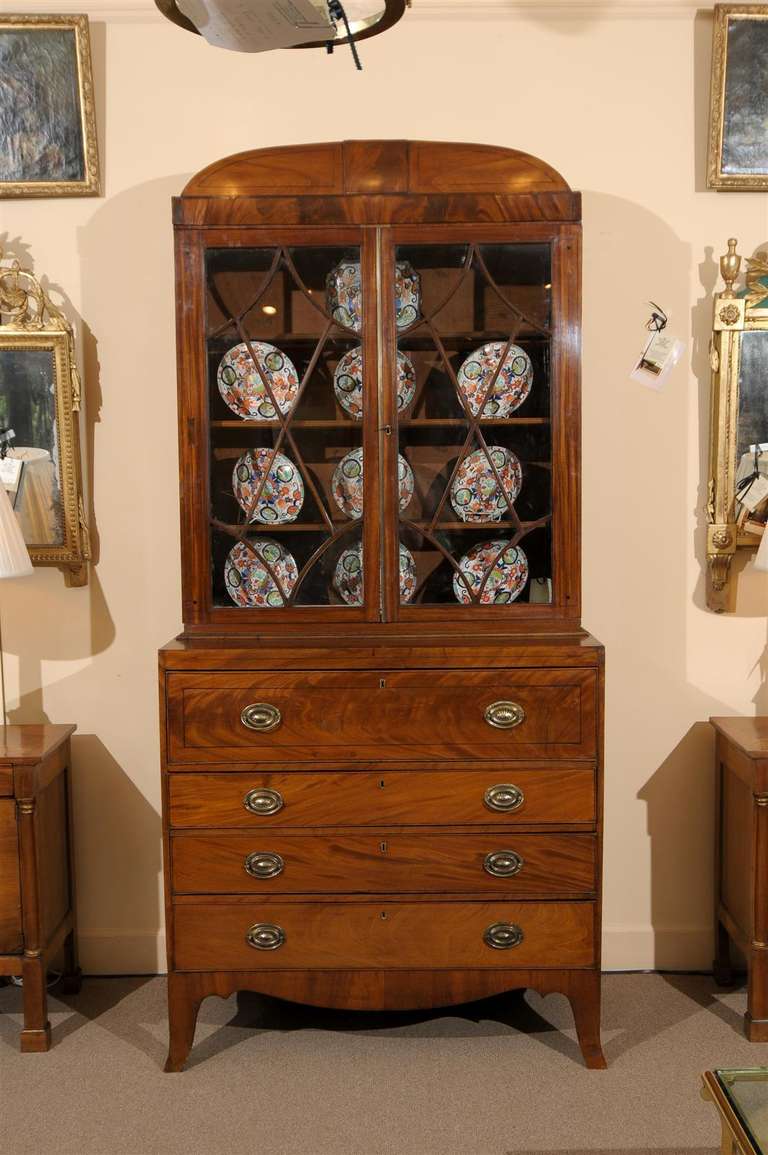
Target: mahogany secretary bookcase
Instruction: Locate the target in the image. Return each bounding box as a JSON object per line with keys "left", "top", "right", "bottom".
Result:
{"left": 160, "top": 140, "right": 606, "bottom": 1071}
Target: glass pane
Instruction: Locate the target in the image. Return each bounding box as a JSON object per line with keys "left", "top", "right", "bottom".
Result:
{"left": 206, "top": 244, "right": 365, "bottom": 610}
{"left": 394, "top": 241, "right": 553, "bottom": 608}
{"left": 0, "top": 346, "right": 64, "bottom": 547}
{"left": 717, "top": 1069, "right": 768, "bottom": 1151}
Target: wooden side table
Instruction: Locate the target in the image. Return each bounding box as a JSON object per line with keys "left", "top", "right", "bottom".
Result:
{"left": 711, "top": 716, "right": 768, "bottom": 1041}
{"left": 0, "top": 724, "right": 81, "bottom": 1052}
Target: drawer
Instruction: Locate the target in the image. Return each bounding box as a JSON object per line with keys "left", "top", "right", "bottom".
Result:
{"left": 171, "top": 831, "right": 597, "bottom": 896}
{"left": 166, "top": 669, "right": 597, "bottom": 763}
{"left": 168, "top": 767, "right": 596, "bottom": 828}
{"left": 172, "top": 900, "right": 596, "bottom": 970}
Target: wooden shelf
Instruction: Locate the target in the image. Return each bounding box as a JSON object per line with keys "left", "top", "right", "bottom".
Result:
{"left": 213, "top": 521, "right": 344, "bottom": 534}
{"left": 401, "top": 417, "right": 549, "bottom": 426}
{"left": 210, "top": 419, "right": 356, "bottom": 429}
{"left": 405, "top": 521, "right": 550, "bottom": 532}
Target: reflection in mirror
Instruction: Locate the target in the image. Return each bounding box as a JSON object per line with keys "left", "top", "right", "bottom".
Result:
{"left": 737, "top": 331, "right": 768, "bottom": 458}
{"left": 0, "top": 347, "right": 63, "bottom": 547}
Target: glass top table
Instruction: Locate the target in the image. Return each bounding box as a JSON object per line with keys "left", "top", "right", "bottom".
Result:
{"left": 702, "top": 1070, "right": 768, "bottom": 1154}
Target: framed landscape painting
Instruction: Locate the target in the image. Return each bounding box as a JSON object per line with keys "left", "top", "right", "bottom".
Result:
{"left": 0, "top": 15, "right": 100, "bottom": 197}
{"left": 709, "top": 4, "right": 768, "bottom": 190}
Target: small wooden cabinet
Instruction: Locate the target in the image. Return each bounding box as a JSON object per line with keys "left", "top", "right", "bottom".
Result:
{"left": 712, "top": 716, "right": 768, "bottom": 1040}
{"left": 160, "top": 140, "right": 606, "bottom": 1071}
{"left": 0, "top": 724, "right": 80, "bottom": 1052}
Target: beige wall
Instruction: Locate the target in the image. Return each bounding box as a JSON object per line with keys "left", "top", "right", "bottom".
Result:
{"left": 3, "top": 0, "right": 767, "bottom": 972}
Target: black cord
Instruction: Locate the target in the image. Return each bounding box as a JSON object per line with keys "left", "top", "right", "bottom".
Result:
{"left": 327, "top": 0, "right": 363, "bottom": 70}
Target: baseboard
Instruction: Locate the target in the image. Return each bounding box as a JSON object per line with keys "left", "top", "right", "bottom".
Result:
{"left": 78, "top": 930, "right": 166, "bottom": 975}
{"left": 75, "top": 925, "right": 713, "bottom": 977}
{"left": 602, "top": 925, "right": 713, "bottom": 972}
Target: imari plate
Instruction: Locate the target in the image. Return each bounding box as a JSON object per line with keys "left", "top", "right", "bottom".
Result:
{"left": 331, "top": 448, "right": 414, "bottom": 520}
{"left": 224, "top": 538, "right": 298, "bottom": 608}
{"left": 326, "top": 260, "right": 421, "bottom": 334}
{"left": 456, "top": 342, "right": 533, "bottom": 417}
{"left": 453, "top": 540, "right": 528, "bottom": 604}
{"left": 334, "top": 541, "right": 417, "bottom": 606}
{"left": 217, "top": 341, "right": 299, "bottom": 420}
{"left": 232, "top": 449, "right": 304, "bottom": 524}
{"left": 333, "top": 346, "right": 416, "bottom": 420}
{"left": 450, "top": 446, "right": 522, "bottom": 522}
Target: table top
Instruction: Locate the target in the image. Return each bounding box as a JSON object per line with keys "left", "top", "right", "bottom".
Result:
{"left": 709, "top": 1069, "right": 768, "bottom": 1153}
{"left": 711, "top": 717, "right": 768, "bottom": 758}
{"left": 0, "top": 723, "right": 76, "bottom": 765}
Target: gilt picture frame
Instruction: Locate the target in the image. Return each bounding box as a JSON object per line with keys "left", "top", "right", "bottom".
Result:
{"left": 0, "top": 14, "right": 100, "bottom": 198}
{"left": 708, "top": 5, "right": 768, "bottom": 190}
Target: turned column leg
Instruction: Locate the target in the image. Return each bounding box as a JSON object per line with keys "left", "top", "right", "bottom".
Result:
{"left": 165, "top": 973, "right": 204, "bottom": 1072}
{"left": 57, "top": 930, "right": 82, "bottom": 995}
{"left": 713, "top": 919, "right": 735, "bottom": 986}
{"left": 566, "top": 971, "right": 607, "bottom": 1069}
{"left": 20, "top": 956, "right": 51, "bottom": 1053}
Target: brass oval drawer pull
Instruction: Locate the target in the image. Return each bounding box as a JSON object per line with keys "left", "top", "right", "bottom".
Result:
{"left": 241, "top": 702, "right": 282, "bottom": 733}
{"left": 483, "top": 850, "right": 524, "bottom": 878}
{"left": 484, "top": 700, "right": 526, "bottom": 729}
{"left": 246, "top": 923, "right": 286, "bottom": 951}
{"left": 483, "top": 922, "right": 524, "bottom": 950}
{"left": 244, "top": 851, "right": 285, "bottom": 879}
{"left": 483, "top": 783, "right": 524, "bottom": 813}
{"left": 242, "top": 787, "right": 284, "bottom": 816}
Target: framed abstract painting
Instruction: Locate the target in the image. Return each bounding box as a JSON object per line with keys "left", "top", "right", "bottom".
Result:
{"left": 0, "top": 14, "right": 100, "bottom": 198}
{"left": 709, "top": 4, "right": 768, "bottom": 190}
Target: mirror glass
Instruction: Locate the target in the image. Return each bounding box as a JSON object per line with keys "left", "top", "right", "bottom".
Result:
{"left": 0, "top": 345, "right": 64, "bottom": 547}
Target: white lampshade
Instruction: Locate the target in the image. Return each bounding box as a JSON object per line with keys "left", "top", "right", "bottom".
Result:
{"left": 0, "top": 485, "right": 33, "bottom": 579}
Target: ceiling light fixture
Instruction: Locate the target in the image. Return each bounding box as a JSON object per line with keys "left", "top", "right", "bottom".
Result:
{"left": 155, "top": 0, "right": 409, "bottom": 69}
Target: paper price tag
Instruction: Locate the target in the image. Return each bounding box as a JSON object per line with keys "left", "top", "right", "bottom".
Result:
{"left": 630, "top": 331, "right": 683, "bottom": 391}
{"left": 739, "top": 474, "right": 768, "bottom": 513}
{"left": 0, "top": 456, "right": 22, "bottom": 496}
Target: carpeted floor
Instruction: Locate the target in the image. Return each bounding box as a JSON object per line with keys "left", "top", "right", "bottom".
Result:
{"left": 0, "top": 973, "right": 765, "bottom": 1155}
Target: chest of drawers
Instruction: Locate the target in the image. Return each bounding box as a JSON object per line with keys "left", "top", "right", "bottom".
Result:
{"left": 160, "top": 639, "right": 605, "bottom": 1070}
{"left": 162, "top": 140, "right": 606, "bottom": 1070}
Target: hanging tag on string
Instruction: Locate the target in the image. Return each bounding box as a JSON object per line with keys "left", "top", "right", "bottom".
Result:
{"left": 630, "top": 302, "right": 683, "bottom": 390}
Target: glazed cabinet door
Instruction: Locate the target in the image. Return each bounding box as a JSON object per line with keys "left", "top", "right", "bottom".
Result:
{"left": 180, "top": 227, "right": 382, "bottom": 625}
{"left": 379, "top": 225, "right": 580, "bottom": 622}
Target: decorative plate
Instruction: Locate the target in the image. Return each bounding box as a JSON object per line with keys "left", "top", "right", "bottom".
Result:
{"left": 456, "top": 342, "right": 533, "bottom": 417}
{"left": 224, "top": 538, "right": 298, "bottom": 608}
{"left": 331, "top": 448, "right": 414, "bottom": 520}
{"left": 334, "top": 541, "right": 417, "bottom": 606}
{"left": 326, "top": 260, "right": 421, "bottom": 334}
{"left": 232, "top": 449, "right": 304, "bottom": 524}
{"left": 333, "top": 346, "right": 416, "bottom": 420}
{"left": 453, "top": 539, "right": 529, "bottom": 605}
{"left": 217, "top": 341, "right": 299, "bottom": 420}
{"left": 450, "top": 446, "right": 522, "bottom": 522}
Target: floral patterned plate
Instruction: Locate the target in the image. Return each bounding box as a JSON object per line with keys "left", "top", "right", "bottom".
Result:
{"left": 224, "top": 538, "right": 298, "bottom": 608}
{"left": 453, "top": 539, "right": 528, "bottom": 604}
{"left": 232, "top": 449, "right": 304, "bottom": 524}
{"left": 333, "top": 346, "right": 416, "bottom": 420}
{"left": 331, "top": 448, "right": 414, "bottom": 520}
{"left": 450, "top": 446, "right": 522, "bottom": 522}
{"left": 456, "top": 342, "right": 533, "bottom": 417}
{"left": 217, "top": 341, "right": 299, "bottom": 420}
{"left": 326, "top": 260, "right": 421, "bottom": 334}
{"left": 334, "top": 541, "right": 417, "bottom": 606}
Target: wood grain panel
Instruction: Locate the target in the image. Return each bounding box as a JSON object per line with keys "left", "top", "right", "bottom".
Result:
{"left": 721, "top": 769, "right": 754, "bottom": 938}
{"left": 37, "top": 775, "right": 70, "bottom": 942}
{"left": 168, "top": 767, "right": 596, "bottom": 828}
{"left": 173, "top": 900, "right": 595, "bottom": 971}
{"left": 181, "top": 141, "right": 571, "bottom": 199}
{"left": 0, "top": 800, "right": 22, "bottom": 953}
{"left": 167, "top": 668, "right": 597, "bottom": 763}
{"left": 171, "top": 830, "right": 596, "bottom": 896}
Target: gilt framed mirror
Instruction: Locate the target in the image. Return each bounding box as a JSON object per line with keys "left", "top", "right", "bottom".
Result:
{"left": 0, "top": 250, "right": 90, "bottom": 585}
{"left": 706, "top": 239, "right": 768, "bottom": 609}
